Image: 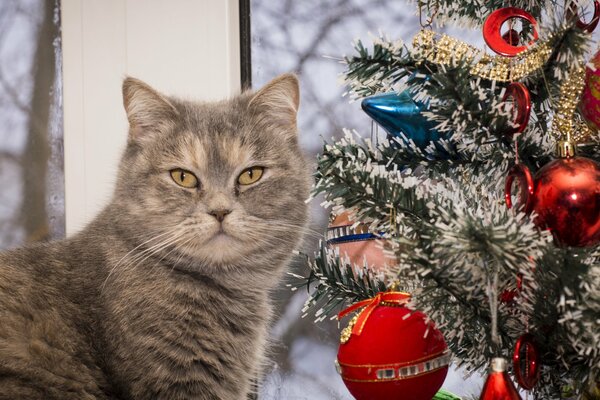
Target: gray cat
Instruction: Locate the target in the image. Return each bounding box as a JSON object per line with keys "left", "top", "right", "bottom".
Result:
{"left": 0, "top": 74, "right": 311, "bottom": 400}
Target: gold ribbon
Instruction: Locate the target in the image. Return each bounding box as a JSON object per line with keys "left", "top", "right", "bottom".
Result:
{"left": 338, "top": 291, "right": 411, "bottom": 343}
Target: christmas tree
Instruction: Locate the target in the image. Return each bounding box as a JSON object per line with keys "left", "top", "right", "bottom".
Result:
{"left": 294, "top": 1, "right": 600, "bottom": 399}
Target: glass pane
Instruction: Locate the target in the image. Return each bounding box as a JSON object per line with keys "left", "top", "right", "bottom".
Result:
{"left": 252, "top": 1, "right": 483, "bottom": 398}
{"left": 0, "top": 0, "right": 64, "bottom": 249}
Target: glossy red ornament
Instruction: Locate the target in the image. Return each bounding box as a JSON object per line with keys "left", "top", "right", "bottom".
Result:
{"left": 567, "top": 0, "right": 600, "bottom": 33}
{"left": 479, "top": 358, "right": 523, "bottom": 400}
{"left": 505, "top": 157, "right": 600, "bottom": 247}
{"left": 483, "top": 8, "right": 538, "bottom": 57}
{"left": 513, "top": 334, "right": 540, "bottom": 390}
{"left": 501, "top": 83, "right": 532, "bottom": 137}
{"left": 327, "top": 212, "right": 396, "bottom": 272}
{"left": 580, "top": 49, "right": 600, "bottom": 131}
{"left": 337, "top": 298, "right": 449, "bottom": 400}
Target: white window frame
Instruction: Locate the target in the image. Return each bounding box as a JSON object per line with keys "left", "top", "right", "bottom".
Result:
{"left": 61, "top": 0, "right": 241, "bottom": 235}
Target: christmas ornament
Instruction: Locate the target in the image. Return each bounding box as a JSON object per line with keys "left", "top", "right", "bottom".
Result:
{"left": 501, "top": 82, "right": 531, "bottom": 137}
{"left": 483, "top": 7, "right": 539, "bottom": 57}
{"left": 512, "top": 334, "right": 540, "bottom": 390}
{"left": 506, "top": 156, "right": 600, "bottom": 246}
{"left": 336, "top": 292, "right": 449, "bottom": 400}
{"left": 507, "top": 64, "right": 600, "bottom": 246}
{"left": 413, "top": 29, "right": 552, "bottom": 82}
{"left": 567, "top": 0, "right": 600, "bottom": 33}
{"left": 479, "top": 358, "right": 523, "bottom": 400}
{"left": 361, "top": 91, "right": 443, "bottom": 149}
{"left": 580, "top": 49, "right": 600, "bottom": 132}
{"left": 502, "top": 29, "right": 520, "bottom": 46}
{"left": 327, "top": 211, "right": 396, "bottom": 272}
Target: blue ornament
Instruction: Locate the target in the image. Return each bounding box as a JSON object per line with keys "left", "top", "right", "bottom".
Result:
{"left": 361, "top": 91, "right": 445, "bottom": 149}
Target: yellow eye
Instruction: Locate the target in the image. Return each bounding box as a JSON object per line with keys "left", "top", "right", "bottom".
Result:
{"left": 238, "top": 167, "right": 264, "bottom": 185}
{"left": 170, "top": 168, "right": 199, "bottom": 189}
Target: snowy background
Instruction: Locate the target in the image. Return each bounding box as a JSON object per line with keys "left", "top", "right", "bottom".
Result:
{"left": 0, "top": 0, "right": 63, "bottom": 250}
{"left": 251, "top": 0, "right": 486, "bottom": 398}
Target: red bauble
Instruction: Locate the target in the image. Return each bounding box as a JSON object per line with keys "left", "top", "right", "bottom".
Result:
{"left": 337, "top": 302, "right": 449, "bottom": 400}
{"left": 531, "top": 157, "right": 600, "bottom": 247}
{"left": 328, "top": 212, "right": 396, "bottom": 272}
{"left": 506, "top": 157, "right": 600, "bottom": 247}
{"left": 480, "top": 358, "right": 522, "bottom": 400}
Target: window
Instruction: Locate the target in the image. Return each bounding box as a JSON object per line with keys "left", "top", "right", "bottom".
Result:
{"left": 0, "top": 0, "right": 64, "bottom": 249}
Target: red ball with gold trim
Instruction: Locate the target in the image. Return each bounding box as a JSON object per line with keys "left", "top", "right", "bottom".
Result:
{"left": 336, "top": 292, "right": 449, "bottom": 400}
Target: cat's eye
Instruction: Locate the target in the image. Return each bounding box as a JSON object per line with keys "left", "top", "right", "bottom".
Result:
{"left": 170, "top": 168, "right": 199, "bottom": 189}
{"left": 238, "top": 167, "right": 264, "bottom": 186}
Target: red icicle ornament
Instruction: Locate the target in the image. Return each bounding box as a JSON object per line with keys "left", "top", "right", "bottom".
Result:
{"left": 479, "top": 358, "right": 522, "bottom": 400}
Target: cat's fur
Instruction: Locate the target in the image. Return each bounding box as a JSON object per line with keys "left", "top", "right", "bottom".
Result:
{"left": 0, "top": 74, "right": 311, "bottom": 399}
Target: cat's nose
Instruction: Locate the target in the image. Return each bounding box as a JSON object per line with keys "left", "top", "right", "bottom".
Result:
{"left": 209, "top": 209, "right": 232, "bottom": 222}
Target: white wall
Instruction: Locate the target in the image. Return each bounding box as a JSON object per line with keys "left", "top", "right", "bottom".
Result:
{"left": 61, "top": 0, "right": 241, "bottom": 235}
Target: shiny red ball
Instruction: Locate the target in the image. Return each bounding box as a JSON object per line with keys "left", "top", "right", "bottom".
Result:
{"left": 337, "top": 305, "right": 448, "bottom": 400}
{"left": 530, "top": 157, "right": 600, "bottom": 247}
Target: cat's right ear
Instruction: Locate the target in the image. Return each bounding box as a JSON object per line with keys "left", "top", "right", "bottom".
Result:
{"left": 122, "top": 77, "right": 179, "bottom": 139}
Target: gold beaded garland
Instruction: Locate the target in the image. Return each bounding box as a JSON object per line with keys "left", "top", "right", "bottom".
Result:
{"left": 412, "top": 29, "right": 553, "bottom": 82}
{"left": 551, "top": 65, "right": 595, "bottom": 144}
{"left": 340, "top": 314, "right": 359, "bottom": 344}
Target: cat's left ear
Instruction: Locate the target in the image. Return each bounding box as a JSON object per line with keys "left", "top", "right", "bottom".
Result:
{"left": 249, "top": 73, "right": 300, "bottom": 128}
{"left": 122, "top": 77, "right": 179, "bottom": 139}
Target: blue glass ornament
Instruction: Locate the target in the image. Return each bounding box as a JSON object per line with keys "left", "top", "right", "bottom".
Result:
{"left": 361, "top": 91, "right": 445, "bottom": 149}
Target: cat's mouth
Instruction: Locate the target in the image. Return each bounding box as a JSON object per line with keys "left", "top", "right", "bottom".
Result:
{"left": 210, "top": 229, "right": 233, "bottom": 242}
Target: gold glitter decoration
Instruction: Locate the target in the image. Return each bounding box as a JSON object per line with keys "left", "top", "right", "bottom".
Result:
{"left": 412, "top": 29, "right": 553, "bottom": 82}
{"left": 340, "top": 314, "right": 359, "bottom": 344}
{"left": 551, "top": 65, "right": 595, "bottom": 145}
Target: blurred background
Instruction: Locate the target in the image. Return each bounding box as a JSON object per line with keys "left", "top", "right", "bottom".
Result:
{"left": 0, "top": 0, "right": 486, "bottom": 398}
{"left": 0, "top": 0, "right": 63, "bottom": 249}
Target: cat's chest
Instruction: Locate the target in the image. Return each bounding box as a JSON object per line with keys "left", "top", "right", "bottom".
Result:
{"left": 106, "top": 278, "right": 267, "bottom": 398}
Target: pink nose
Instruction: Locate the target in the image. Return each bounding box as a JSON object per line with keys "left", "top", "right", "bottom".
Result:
{"left": 209, "top": 209, "right": 231, "bottom": 222}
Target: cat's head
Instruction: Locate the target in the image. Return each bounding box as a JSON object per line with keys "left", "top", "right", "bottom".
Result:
{"left": 112, "top": 75, "right": 311, "bottom": 271}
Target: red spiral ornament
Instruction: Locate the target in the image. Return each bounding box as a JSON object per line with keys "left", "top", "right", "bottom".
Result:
{"left": 501, "top": 82, "right": 532, "bottom": 137}
{"left": 513, "top": 334, "right": 540, "bottom": 390}
{"left": 483, "top": 7, "right": 539, "bottom": 57}
{"left": 567, "top": 0, "right": 600, "bottom": 33}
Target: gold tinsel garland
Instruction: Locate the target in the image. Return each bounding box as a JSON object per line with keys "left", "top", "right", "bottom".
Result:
{"left": 412, "top": 29, "right": 553, "bottom": 82}
{"left": 551, "top": 65, "right": 595, "bottom": 144}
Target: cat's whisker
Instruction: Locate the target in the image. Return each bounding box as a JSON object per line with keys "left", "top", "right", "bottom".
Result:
{"left": 101, "top": 226, "right": 190, "bottom": 291}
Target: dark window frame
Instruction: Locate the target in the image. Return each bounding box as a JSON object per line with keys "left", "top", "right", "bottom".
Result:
{"left": 239, "top": 0, "right": 252, "bottom": 90}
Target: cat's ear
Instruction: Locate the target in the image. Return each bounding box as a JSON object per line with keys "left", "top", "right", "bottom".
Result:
{"left": 122, "top": 77, "right": 179, "bottom": 139}
{"left": 249, "top": 73, "right": 300, "bottom": 128}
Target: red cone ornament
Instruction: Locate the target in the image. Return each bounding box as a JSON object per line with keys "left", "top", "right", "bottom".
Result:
{"left": 479, "top": 358, "right": 523, "bottom": 400}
